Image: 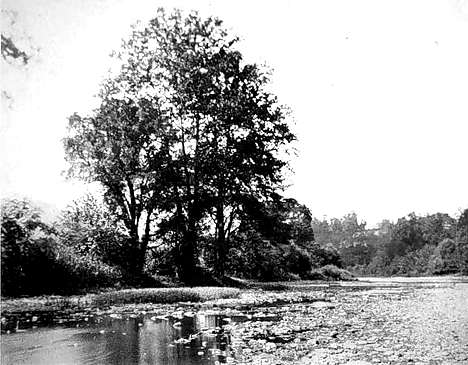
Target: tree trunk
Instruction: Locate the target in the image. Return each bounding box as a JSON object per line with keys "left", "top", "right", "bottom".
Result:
{"left": 134, "top": 212, "right": 152, "bottom": 279}
{"left": 178, "top": 222, "right": 198, "bottom": 285}
{"left": 215, "top": 202, "right": 226, "bottom": 277}
{"left": 128, "top": 223, "right": 140, "bottom": 272}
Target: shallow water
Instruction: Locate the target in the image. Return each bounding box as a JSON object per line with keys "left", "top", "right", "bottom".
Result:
{"left": 2, "top": 277, "right": 467, "bottom": 365}
{"left": 1, "top": 311, "right": 238, "bottom": 365}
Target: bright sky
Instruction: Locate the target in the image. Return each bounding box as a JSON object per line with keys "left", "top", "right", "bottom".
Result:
{"left": 1, "top": 0, "right": 468, "bottom": 225}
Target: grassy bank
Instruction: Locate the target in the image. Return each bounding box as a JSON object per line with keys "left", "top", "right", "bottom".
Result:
{"left": 1, "top": 267, "right": 355, "bottom": 317}
{"left": 1, "top": 287, "right": 240, "bottom": 316}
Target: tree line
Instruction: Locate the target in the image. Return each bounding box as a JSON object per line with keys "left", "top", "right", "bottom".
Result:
{"left": 312, "top": 210, "right": 468, "bottom": 276}
{"left": 3, "top": 194, "right": 465, "bottom": 297}
{"left": 1, "top": 194, "right": 345, "bottom": 296}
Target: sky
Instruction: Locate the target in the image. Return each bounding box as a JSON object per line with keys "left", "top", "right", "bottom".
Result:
{"left": 1, "top": 0, "right": 468, "bottom": 225}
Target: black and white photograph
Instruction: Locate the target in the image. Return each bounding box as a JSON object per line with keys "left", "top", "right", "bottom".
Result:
{"left": 1, "top": 0, "right": 468, "bottom": 364}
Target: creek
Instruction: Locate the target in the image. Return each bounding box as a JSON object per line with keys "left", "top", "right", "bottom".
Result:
{"left": 2, "top": 277, "right": 467, "bottom": 364}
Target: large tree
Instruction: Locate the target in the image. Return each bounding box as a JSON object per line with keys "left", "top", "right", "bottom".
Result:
{"left": 65, "top": 90, "right": 173, "bottom": 276}
{"left": 65, "top": 9, "right": 294, "bottom": 283}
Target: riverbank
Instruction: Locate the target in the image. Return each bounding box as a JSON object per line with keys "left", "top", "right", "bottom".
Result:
{"left": 1, "top": 287, "right": 240, "bottom": 317}
{"left": 1, "top": 273, "right": 454, "bottom": 324}
{"left": 2, "top": 277, "right": 467, "bottom": 364}
{"left": 0, "top": 266, "right": 356, "bottom": 320}
{"left": 0, "top": 282, "right": 341, "bottom": 334}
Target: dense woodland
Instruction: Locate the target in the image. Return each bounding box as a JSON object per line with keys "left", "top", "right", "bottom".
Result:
{"left": 312, "top": 211, "right": 468, "bottom": 276}
{"left": 1, "top": 10, "right": 467, "bottom": 297}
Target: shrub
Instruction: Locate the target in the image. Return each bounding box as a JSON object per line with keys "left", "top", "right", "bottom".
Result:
{"left": 283, "top": 244, "right": 313, "bottom": 276}
{"left": 226, "top": 231, "right": 289, "bottom": 281}
{"left": 1, "top": 198, "right": 53, "bottom": 296}
{"left": 1, "top": 198, "right": 122, "bottom": 296}
{"left": 57, "top": 194, "right": 132, "bottom": 273}
{"left": 52, "top": 244, "right": 122, "bottom": 293}
{"left": 309, "top": 243, "right": 343, "bottom": 268}
{"left": 305, "top": 265, "right": 356, "bottom": 281}
{"left": 430, "top": 238, "right": 461, "bottom": 275}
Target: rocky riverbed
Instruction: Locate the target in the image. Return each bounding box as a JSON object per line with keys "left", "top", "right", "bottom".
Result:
{"left": 228, "top": 278, "right": 468, "bottom": 364}
{"left": 2, "top": 277, "right": 467, "bottom": 365}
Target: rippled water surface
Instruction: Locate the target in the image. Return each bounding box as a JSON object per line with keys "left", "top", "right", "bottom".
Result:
{"left": 2, "top": 277, "right": 467, "bottom": 365}
{"left": 1, "top": 311, "right": 239, "bottom": 364}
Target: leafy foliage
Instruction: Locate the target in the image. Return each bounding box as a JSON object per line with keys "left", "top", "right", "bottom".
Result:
{"left": 456, "top": 209, "right": 468, "bottom": 274}
{"left": 223, "top": 197, "right": 338, "bottom": 281}
{"left": 1, "top": 198, "right": 52, "bottom": 295}
{"left": 64, "top": 9, "right": 295, "bottom": 283}
{"left": 305, "top": 265, "right": 355, "bottom": 281}
{"left": 313, "top": 210, "right": 467, "bottom": 276}
{"left": 1, "top": 198, "right": 121, "bottom": 296}
{"left": 57, "top": 193, "right": 133, "bottom": 273}
{"left": 226, "top": 222, "right": 287, "bottom": 281}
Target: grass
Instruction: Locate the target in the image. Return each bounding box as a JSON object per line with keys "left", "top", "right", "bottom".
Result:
{"left": 1, "top": 269, "right": 355, "bottom": 317}
{"left": 306, "top": 265, "right": 356, "bottom": 281}
{"left": 1, "top": 287, "right": 241, "bottom": 316}
{"left": 88, "top": 287, "right": 240, "bottom": 306}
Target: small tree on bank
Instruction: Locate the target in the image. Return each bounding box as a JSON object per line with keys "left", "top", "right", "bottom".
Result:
{"left": 64, "top": 9, "right": 294, "bottom": 283}
{"left": 58, "top": 194, "right": 133, "bottom": 273}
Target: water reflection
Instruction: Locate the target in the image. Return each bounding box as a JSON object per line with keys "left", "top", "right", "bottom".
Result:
{"left": 1, "top": 312, "right": 237, "bottom": 365}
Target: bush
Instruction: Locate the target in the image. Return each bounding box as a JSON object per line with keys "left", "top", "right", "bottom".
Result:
{"left": 57, "top": 194, "right": 132, "bottom": 273}
{"left": 1, "top": 198, "right": 54, "bottom": 296}
{"left": 226, "top": 230, "right": 289, "bottom": 281}
{"left": 309, "top": 243, "right": 343, "bottom": 268}
{"left": 52, "top": 244, "right": 122, "bottom": 292}
{"left": 430, "top": 238, "right": 462, "bottom": 275}
{"left": 1, "top": 198, "right": 122, "bottom": 297}
{"left": 305, "top": 265, "right": 356, "bottom": 281}
{"left": 283, "top": 244, "right": 313, "bottom": 276}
